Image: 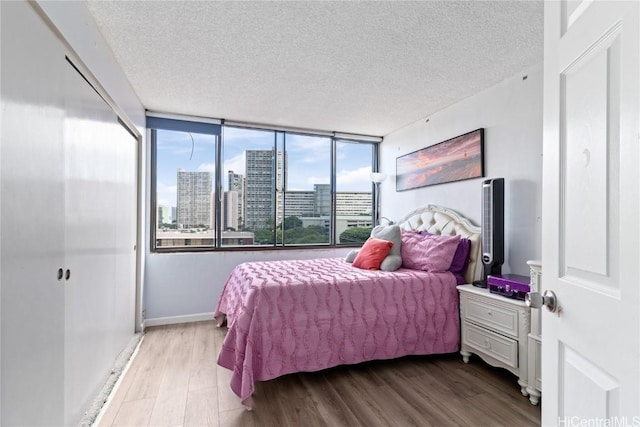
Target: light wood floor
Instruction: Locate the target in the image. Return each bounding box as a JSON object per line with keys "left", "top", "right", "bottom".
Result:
{"left": 97, "top": 321, "right": 541, "bottom": 426}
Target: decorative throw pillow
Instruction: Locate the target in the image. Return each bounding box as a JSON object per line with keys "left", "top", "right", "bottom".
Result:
{"left": 418, "top": 231, "right": 471, "bottom": 284}
{"left": 449, "top": 237, "right": 471, "bottom": 284}
{"left": 352, "top": 237, "right": 394, "bottom": 270}
{"left": 345, "top": 224, "right": 403, "bottom": 271}
{"left": 401, "top": 231, "right": 461, "bottom": 272}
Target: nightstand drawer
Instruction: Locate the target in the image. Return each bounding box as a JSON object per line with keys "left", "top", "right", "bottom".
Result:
{"left": 463, "top": 322, "right": 518, "bottom": 368}
{"left": 466, "top": 296, "right": 519, "bottom": 338}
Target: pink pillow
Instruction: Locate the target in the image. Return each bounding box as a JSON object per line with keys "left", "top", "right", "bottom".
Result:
{"left": 353, "top": 237, "right": 394, "bottom": 270}
{"left": 401, "top": 231, "right": 461, "bottom": 272}
{"left": 419, "top": 231, "right": 471, "bottom": 284}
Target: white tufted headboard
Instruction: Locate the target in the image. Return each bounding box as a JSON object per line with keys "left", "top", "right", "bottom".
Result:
{"left": 396, "top": 205, "right": 482, "bottom": 284}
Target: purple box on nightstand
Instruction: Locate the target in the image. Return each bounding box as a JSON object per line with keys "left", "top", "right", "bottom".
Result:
{"left": 487, "top": 274, "right": 530, "bottom": 300}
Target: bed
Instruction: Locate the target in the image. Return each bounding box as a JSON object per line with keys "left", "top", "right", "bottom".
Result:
{"left": 214, "top": 205, "right": 482, "bottom": 408}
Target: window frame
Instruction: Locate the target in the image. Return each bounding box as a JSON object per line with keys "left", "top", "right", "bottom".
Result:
{"left": 149, "top": 116, "right": 381, "bottom": 253}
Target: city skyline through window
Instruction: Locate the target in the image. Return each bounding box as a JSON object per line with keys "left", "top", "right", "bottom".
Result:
{"left": 152, "top": 119, "right": 378, "bottom": 250}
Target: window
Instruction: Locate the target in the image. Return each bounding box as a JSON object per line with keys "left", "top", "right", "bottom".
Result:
{"left": 222, "top": 127, "right": 276, "bottom": 246}
{"left": 150, "top": 116, "right": 379, "bottom": 251}
{"left": 281, "top": 133, "right": 332, "bottom": 246}
{"left": 150, "top": 116, "right": 220, "bottom": 249}
{"left": 335, "top": 140, "right": 375, "bottom": 244}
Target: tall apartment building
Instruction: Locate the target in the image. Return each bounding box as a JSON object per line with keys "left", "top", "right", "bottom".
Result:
{"left": 228, "top": 170, "right": 245, "bottom": 229}
{"left": 176, "top": 169, "right": 212, "bottom": 229}
{"left": 245, "top": 150, "right": 286, "bottom": 230}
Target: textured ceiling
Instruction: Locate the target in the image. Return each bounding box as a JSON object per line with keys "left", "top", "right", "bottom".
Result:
{"left": 85, "top": 1, "right": 543, "bottom": 137}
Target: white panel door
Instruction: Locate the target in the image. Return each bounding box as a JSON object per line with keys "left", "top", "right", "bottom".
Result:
{"left": 0, "top": 1, "right": 67, "bottom": 425}
{"left": 542, "top": 1, "right": 639, "bottom": 425}
{"left": 63, "top": 61, "right": 137, "bottom": 425}
{"left": 63, "top": 61, "right": 117, "bottom": 425}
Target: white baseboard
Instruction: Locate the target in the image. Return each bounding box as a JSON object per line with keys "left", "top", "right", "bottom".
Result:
{"left": 145, "top": 312, "right": 215, "bottom": 327}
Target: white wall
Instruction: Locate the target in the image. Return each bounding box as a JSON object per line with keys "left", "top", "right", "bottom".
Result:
{"left": 380, "top": 64, "right": 543, "bottom": 276}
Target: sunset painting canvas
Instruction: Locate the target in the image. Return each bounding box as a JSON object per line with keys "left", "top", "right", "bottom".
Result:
{"left": 396, "top": 129, "right": 484, "bottom": 191}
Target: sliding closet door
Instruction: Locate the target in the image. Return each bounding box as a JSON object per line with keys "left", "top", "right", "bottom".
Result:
{"left": 0, "top": 1, "right": 66, "bottom": 425}
{"left": 63, "top": 62, "right": 137, "bottom": 425}
{"left": 113, "top": 120, "right": 138, "bottom": 348}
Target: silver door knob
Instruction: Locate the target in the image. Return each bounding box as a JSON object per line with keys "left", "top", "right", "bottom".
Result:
{"left": 525, "top": 290, "right": 558, "bottom": 313}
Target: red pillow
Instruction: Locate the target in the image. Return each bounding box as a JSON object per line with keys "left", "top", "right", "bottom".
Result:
{"left": 352, "top": 237, "right": 394, "bottom": 270}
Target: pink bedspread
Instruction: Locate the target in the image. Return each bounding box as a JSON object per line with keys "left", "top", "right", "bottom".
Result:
{"left": 214, "top": 257, "right": 459, "bottom": 406}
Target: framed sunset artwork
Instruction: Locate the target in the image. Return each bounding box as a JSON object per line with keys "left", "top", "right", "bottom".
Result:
{"left": 396, "top": 128, "right": 485, "bottom": 191}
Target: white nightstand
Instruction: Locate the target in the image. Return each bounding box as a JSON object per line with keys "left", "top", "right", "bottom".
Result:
{"left": 457, "top": 284, "right": 531, "bottom": 398}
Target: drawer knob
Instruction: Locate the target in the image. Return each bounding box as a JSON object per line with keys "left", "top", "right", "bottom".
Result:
{"left": 487, "top": 311, "right": 492, "bottom": 316}
{"left": 483, "top": 339, "right": 491, "bottom": 349}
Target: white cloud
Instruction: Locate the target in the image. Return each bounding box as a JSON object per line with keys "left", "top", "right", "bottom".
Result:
{"left": 281, "top": 169, "right": 322, "bottom": 191}
{"left": 304, "top": 175, "right": 330, "bottom": 187}
{"left": 157, "top": 183, "right": 177, "bottom": 208}
{"left": 336, "top": 166, "right": 372, "bottom": 191}
{"left": 287, "top": 136, "right": 331, "bottom": 164}
{"left": 287, "top": 167, "right": 372, "bottom": 192}
{"left": 196, "top": 162, "right": 215, "bottom": 173}
{"left": 224, "top": 152, "right": 246, "bottom": 176}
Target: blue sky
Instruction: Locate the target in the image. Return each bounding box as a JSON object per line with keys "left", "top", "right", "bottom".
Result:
{"left": 156, "top": 128, "right": 374, "bottom": 207}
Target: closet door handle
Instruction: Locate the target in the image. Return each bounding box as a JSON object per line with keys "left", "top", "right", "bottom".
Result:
{"left": 65, "top": 269, "right": 71, "bottom": 281}
{"left": 57, "top": 268, "right": 64, "bottom": 281}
